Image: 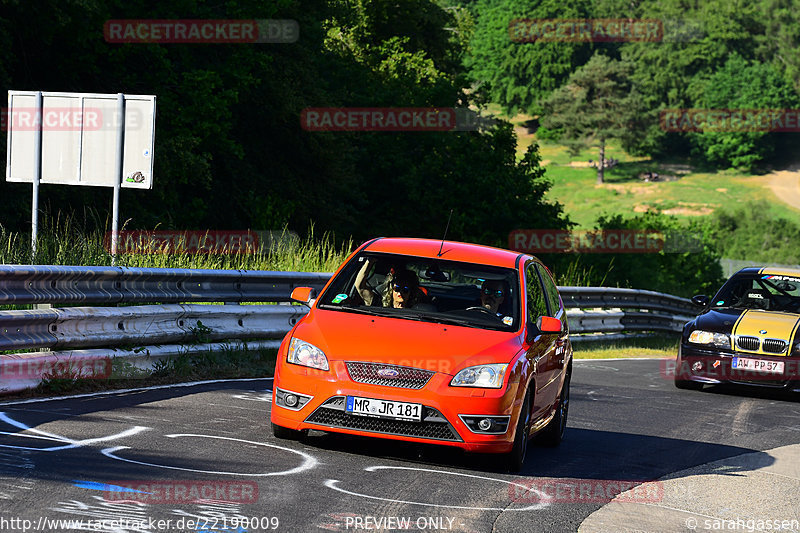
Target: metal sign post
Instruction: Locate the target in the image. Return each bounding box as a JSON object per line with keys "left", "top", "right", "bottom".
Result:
{"left": 30, "top": 91, "right": 43, "bottom": 260}
{"left": 111, "top": 93, "right": 126, "bottom": 262}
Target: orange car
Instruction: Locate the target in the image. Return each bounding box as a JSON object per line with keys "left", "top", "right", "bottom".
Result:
{"left": 270, "top": 237, "right": 572, "bottom": 471}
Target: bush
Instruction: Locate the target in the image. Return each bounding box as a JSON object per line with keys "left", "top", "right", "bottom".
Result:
{"left": 544, "top": 212, "right": 724, "bottom": 297}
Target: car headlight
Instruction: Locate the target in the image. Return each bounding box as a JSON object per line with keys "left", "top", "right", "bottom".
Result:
{"left": 287, "top": 338, "right": 329, "bottom": 371}
{"left": 688, "top": 330, "right": 730, "bottom": 348}
{"left": 450, "top": 364, "right": 508, "bottom": 388}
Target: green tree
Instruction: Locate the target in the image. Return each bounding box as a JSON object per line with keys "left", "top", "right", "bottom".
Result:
{"left": 685, "top": 54, "right": 800, "bottom": 170}
{"left": 0, "top": 0, "right": 570, "bottom": 249}
{"left": 541, "top": 53, "right": 645, "bottom": 183}
{"left": 753, "top": 0, "right": 800, "bottom": 93}
{"left": 618, "top": 0, "right": 764, "bottom": 158}
{"left": 464, "top": 0, "right": 594, "bottom": 116}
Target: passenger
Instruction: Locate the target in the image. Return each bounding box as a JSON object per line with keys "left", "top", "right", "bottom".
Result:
{"left": 386, "top": 268, "right": 426, "bottom": 308}
{"left": 480, "top": 279, "right": 508, "bottom": 315}
{"left": 354, "top": 260, "right": 428, "bottom": 309}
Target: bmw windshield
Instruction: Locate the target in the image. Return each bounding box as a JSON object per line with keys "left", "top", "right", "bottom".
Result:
{"left": 711, "top": 273, "right": 800, "bottom": 313}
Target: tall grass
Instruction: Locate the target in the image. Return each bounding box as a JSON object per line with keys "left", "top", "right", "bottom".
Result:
{"left": 0, "top": 214, "right": 352, "bottom": 272}
{"left": 551, "top": 256, "right": 612, "bottom": 287}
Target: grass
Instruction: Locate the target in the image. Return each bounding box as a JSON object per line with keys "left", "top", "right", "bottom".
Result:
{"left": 0, "top": 215, "right": 351, "bottom": 272}
{"left": 544, "top": 157, "right": 800, "bottom": 229}
{"left": 572, "top": 334, "right": 679, "bottom": 359}
{"left": 483, "top": 107, "right": 800, "bottom": 230}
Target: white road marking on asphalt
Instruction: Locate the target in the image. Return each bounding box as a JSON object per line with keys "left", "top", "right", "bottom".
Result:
{"left": 101, "top": 434, "right": 318, "bottom": 476}
{"left": 324, "top": 465, "right": 550, "bottom": 511}
{"left": 0, "top": 412, "right": 148, "bottom": 452}
{"left": 231, "top": 390, "right": 273, "bottom": 402}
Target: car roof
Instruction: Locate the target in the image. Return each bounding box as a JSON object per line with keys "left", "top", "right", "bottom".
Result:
{"left": 735, "top": 266, "right": 800, "bottom": 277}
{"left": 362, "top": 237, "right": 526, "bottom": 269}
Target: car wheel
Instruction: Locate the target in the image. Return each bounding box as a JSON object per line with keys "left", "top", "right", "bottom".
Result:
{"left": 504, "top": 387, "right": 532, "bottom": 473}
{"left": 674, "top": 379, "right": 704, "bottom": 391}
{"left": 538, "top": 369, "right": 570, "bottom": 447}
{"left": 271, "top": 421, "right": 306, "bottom": 441}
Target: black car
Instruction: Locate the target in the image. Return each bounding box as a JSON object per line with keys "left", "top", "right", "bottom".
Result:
{"left": 675, "top": 267, "right": 800, "bottom": 392}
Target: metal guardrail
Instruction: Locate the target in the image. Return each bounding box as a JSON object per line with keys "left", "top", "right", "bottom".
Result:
{"left": 0, "top": 304, "right": 307, "bottom": 351}
{"left": 559, "top": 287, "right": 694, "bottom": 336}
{"left": 0, "top": 265, "right": 331, "bottom": 305}
{"left": 0, "top": 266, "right": 695, "bottom": 393}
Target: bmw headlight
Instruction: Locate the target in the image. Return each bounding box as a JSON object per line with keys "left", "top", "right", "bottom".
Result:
{"left": 688, "top": 330, "right": 730, "bottom": 348}
{"left": 287, "top": 338, "right": 329, "bottom": 371}
{"left": 450, "top": 364, "right": 508, "bottom": 388}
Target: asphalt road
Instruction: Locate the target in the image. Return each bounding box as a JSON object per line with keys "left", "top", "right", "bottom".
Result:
{"left": 0, "top": 359, "right": 798, "bottom": 533}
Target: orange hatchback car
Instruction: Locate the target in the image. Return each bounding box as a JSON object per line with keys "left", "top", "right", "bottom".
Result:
{"left": 270, "top": 237, "right": 572, "bottom": 471}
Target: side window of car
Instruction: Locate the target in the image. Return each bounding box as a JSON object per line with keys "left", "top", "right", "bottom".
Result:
{"left": 526, "top": 263, "right": 548, "bottom": 321}
{"left": 535, "top": 263, "right": 563, "bottom": 319}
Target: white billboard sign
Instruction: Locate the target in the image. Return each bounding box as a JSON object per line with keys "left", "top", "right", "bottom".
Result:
{"left": 5, "top": 91, "right": 156, "bottom": 189}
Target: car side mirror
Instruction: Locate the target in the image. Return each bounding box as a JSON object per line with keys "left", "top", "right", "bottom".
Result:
{"left": 691, "top": 294, "right": 710, "bottom": 307}
{"left": 526, "top": 316, "right": 562, "bottom": 343}
{"left": 538, "top": 316, "right": 562, "bottom": 333}
{"left": 291, "top": 286, "right": 316, "bottom": 305}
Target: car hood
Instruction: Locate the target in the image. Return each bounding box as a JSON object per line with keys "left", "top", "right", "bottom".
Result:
{"left": 292, "top": 308, "right": 523, "bottom": 375}
{"left": 692, "top": 308, "right": 800, "bottom": 344}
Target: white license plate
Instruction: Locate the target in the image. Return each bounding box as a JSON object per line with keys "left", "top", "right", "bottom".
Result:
{"left": 346, "top": 396, "right": 422, "bottom": 422}
{"left": 732, "top": 357, "right": 785, "bottom": 374}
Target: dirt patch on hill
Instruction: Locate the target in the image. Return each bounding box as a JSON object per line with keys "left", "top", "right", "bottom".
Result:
{"left": 634, "top": 202, "right": 716, "bottom": 216}
{"left": 766, "top": 169, "right": 800, "bottom": 211}
{"left": 603, "top": 184, "right": 657, "bottom": 195}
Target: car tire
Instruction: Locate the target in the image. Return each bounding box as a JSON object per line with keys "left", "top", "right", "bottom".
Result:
{"left": 538, "top": 369, "right": 570, "bottom": 447}
{"left": 674, "top": 379, "right": 704, "bottom": 391}
{"left": 504, "top": 387, "right": 532, "bottom": 473}
{"left": 271, "top": 421, "right": 306, "bottom": 441}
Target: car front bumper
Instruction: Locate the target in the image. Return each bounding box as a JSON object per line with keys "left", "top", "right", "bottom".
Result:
{"left": 270, "top": 359, "right": 525, "bottom": 453}
{"left": 676, "top": 344, "right": 800, "bottom": 390}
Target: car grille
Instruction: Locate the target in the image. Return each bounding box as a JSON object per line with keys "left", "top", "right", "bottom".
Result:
{"left": 736, "top": 336, "right": 760, "bottom": 351}
{"left": 305, "top": 397, "right": 462, "bottom": 442}
{"left": 345, "top": 362, "right": 434, "bottom": 389}
{"left": 762, "top": 338, "right": 788, "bottom": 354}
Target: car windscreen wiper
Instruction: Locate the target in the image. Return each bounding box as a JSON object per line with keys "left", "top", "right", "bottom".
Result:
{"left": 413, "top": 313, "right": 499, "bottom": 329}
{"left": 318, "top": 304, "right": 392, "bottom": 316}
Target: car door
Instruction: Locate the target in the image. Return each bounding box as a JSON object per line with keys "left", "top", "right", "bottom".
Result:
{"left": 535, "top": 262, "right": 570, "bottom": 388}
{"left": 525, "top": 261, "right": 560, "bottom": 420}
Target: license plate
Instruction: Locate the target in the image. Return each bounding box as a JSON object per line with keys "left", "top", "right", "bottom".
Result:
{"left": 346, "top": 396, "right": 422, "bottom": 422}
{"left": 732, "top": 357, "right": 785, "bottom": 374}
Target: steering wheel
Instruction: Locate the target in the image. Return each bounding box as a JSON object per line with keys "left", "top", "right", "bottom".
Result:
{"left": 465, "top": 306, "right": 496, "bottom": 316}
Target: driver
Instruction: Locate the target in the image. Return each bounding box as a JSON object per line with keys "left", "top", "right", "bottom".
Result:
{"left": 479, "top": 279, "right": 508, "bottom": 315}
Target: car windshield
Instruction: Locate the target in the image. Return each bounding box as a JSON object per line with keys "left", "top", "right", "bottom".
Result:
{"left": 317, "top": 252, "right": 520, "bottom": 331}
{"left": 711, "top": 273, "right": 800, "bottom": 313}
